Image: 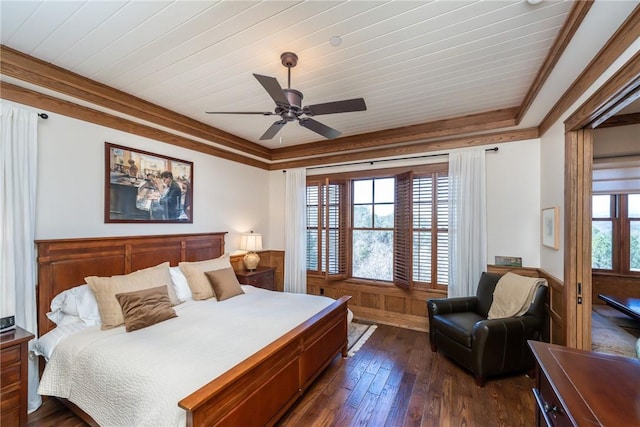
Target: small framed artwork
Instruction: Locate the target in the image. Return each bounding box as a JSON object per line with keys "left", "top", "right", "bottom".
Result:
{"left": 105, "top": 142, "right": 193, "bottom": 223}
{"left": 541, "top": 207, "right": 559, "bottom": 249}
{"left": 495, "top": 256, "right": 522, "bottom": 267}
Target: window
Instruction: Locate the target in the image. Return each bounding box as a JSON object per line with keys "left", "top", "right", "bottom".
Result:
{"left": 591, "top": 193, "right": 640, "bottom": 275}
{"left": 307, "top": 164, "right": 448, "bottom": 289}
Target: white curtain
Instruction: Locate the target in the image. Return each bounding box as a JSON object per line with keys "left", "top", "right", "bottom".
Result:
{"left": 0, "top": 104, "right": 41, "bottom": 412}
{"left": 448, "top": 149, "right": 487, "bottom": 298}
{"left": 284, "top": 168, "right": 307, "bottom": 293}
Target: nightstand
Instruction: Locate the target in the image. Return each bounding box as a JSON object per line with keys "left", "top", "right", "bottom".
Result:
{"left": 1, "top": 326, "right": 34, "bottom": 427}
{"left": 236, "top": 267, "right": 276, "bottom": 291}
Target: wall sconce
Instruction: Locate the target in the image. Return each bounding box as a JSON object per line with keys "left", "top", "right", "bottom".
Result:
{"left": 239, "top": 231, "right": 263, "bottom": 271}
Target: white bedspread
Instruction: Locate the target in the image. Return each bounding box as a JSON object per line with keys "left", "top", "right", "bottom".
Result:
{"left": 38, "top": 286, "right": 336, "bottom": 427}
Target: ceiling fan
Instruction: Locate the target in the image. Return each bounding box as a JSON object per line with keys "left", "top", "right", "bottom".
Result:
{"left": 206, "top": 52, "right": 367, "bottom": 140}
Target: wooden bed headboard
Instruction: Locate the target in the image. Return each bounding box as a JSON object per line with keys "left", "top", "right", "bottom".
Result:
{"left": 36, "top": 232, "right": 226, "bottom": 337}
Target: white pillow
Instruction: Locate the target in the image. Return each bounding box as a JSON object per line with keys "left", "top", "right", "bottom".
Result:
{"left": 47, "top": 284, "right": 101, "bottom": 327}
{"left": 169, "top": 266, "right": 192, "bottom": 301}
{"left": 32, "top": 321, "right": 90, "bottom": 361}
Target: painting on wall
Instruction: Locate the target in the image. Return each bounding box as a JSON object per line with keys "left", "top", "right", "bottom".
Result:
{"left": 541, "top": 207, "right": 559, "bottom": 250}
{"left": 105, "top": 142, "right": 193, "bottom": 223}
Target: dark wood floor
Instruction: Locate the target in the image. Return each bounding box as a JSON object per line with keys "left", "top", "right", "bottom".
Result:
{"left": 28, "top": 324, "right": 536, "bottom": 427}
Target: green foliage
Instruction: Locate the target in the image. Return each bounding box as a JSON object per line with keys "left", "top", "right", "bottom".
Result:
{"left": 592, "top": 226, "right": 612, "bottom": 270}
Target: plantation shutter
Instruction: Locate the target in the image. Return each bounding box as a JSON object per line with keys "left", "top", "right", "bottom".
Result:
{"left": 394, "top": 171, "right": 413, "bottom": 289}
{"left": 436, "top": 172, "right": 449, "bottom": 285}
{"left": 306, "top": 182, "right": 321, "bottom": 273}
{"left": 324, "top": 178, "right": 347, "bottom": 280}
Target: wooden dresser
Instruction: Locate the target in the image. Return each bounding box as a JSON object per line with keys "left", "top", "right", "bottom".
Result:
{"left": 529, "top": 340, "right": 640, "bottom": 427}
{"left": 1, "top": 326, "right": 34, "bottom": 427}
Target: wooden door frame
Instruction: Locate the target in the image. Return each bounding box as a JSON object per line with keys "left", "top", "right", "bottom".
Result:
{"left": 562, "top": 53, "right": 640, "bottom": 349}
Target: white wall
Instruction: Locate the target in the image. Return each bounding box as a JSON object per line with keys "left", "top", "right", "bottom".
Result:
{"left": 4, "top": 100, "right": 271, "bottom": 253}
{"left": 594, "top": 124, "right": 640, "bottom": 157}
{"left": 539, "top": 120, "right": 566, "bottom": 279}
{"left": 268, "top": 139, "right": 543, "bottom": 267}
{"left": 486, "top": 139, "right": 541, "bottom": 267}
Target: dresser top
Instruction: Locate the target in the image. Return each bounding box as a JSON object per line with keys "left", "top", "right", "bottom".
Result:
{"left": 529, "top": 340, "right": 640, "bottom": 427}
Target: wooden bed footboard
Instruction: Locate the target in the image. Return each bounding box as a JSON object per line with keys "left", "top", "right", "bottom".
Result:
{"left": 179, "top": 295, "right": 350, "bottom": 427}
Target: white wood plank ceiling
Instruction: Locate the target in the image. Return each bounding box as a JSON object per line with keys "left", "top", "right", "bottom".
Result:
{"left": 0, "top": 1, "right": 635, "bottom": 148}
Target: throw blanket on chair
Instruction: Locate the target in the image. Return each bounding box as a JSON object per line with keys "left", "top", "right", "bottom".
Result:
{"left": 488, "top": 272, "right": 547, "bottom": 319}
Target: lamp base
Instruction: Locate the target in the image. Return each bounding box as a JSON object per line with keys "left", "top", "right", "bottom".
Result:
{"left": 243, "top": 252, "right": 260, "bottom": 271}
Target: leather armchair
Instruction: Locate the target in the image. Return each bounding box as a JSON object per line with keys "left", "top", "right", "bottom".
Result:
{"left": 427, "top": 272, "right": 547, "bottom": 386}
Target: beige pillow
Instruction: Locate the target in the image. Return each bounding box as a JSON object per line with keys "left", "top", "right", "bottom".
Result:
{"left": 179, "top": 254, "right": 231, "bottom": 300}
{"left": 116, "top": 285, "right": 177, "bottom": 332}
{"left": 86, "top": 262, "right": 179, "bottom": 330}
{"left": 205, "top": 268, "right": 244, "bottom": 301}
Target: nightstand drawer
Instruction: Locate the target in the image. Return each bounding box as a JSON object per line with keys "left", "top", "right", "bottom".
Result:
{"left": 1, "top": 345, "right": 20, "bottom": 365}
{"left": 1, "top": 386, "right": 20, "bottom": 410}
{"left": 0, "top": 363, "right": 21, "bottom": 389}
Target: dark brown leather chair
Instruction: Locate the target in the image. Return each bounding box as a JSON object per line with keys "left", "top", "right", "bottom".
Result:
{"left": 427, "top": 272, "right": 547, "bottom": 386}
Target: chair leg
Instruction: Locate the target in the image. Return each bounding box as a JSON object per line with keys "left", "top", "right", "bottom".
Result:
{"left": 475, "top": 374, "right": 486, "bottom": 387}
{"left": 430, "top": 342, "right": 438, "bottom": 352}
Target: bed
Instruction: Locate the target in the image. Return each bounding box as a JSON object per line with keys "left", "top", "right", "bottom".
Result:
{"left": 35, "top": 232, "right": 350, "bottom": 426}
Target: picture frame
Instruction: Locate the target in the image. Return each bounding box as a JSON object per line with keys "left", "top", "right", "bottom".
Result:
{"left": 541, "top": 207, "right": 559, "bottom": 249}
{"left": 105, "top": 142, "right": 193, "bottom": 223}
{"left": 495, "top": 256, "right": 523, "bottom": 267}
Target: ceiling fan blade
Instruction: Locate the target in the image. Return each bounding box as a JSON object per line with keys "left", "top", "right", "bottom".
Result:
{"left": 253, "top": 74, "right": 290, "bottom": 108}
{"left": 304, "top": 98, "right": 367, "bottom": 116}
{"left": 299, "top": 118, "right": 341, "bottom": 139}
{"left": 259, "top": 120, "right": 287, "bottom": 140}
{"left": 205, "top": 111, "right": 275, "bottom": 115}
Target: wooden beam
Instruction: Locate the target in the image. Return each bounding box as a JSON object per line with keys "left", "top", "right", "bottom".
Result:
{"left": 540, "top": 5, "right": 640, "bottom": 135}
{"left": 269, "top": 128, "right": 538, "bottom": 170}
{"left": 598, "top": 111, "right": 640, "bottom": 128}
{"left": 0, "top": 45, "right": 271, "bottom": 160}
{"left": 564, "top": 50, "right": 640, "bottom": 131}
{"left": 271, "top": 108, "right": 519, "bottom": 161}
{"left": 0, "top": 82, "right": 270, "bottom": 170}
{"left": 516, "top": 1, "right": 593, "bottom": 124}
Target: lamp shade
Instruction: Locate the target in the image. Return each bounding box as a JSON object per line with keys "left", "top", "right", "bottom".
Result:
{"left": 239, "top": 232, "right": 263, "bottom": 252}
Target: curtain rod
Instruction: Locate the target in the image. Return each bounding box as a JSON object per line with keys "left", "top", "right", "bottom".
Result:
{"left": 38, "top": 113, "right": 48, "bottom": 119}
{"left": 300, "top": 146, "right": 499, "bottom": 171}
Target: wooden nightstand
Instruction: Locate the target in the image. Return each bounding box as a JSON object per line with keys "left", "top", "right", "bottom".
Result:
{"left": 1, "top": 326, "right": 34, "bottom": 427}
{"left": 236, "top": 267, "right": 276, "bottom": 291}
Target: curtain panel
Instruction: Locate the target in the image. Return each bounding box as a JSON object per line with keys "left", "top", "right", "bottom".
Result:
{"left": 284, "top": 168, "right": 307, "bottom": 293}
{"left": 0, "top": 103, "right": 41, "bottom": 411}
{"left": 447, "top": 149, "right": 487, "bottom": 297}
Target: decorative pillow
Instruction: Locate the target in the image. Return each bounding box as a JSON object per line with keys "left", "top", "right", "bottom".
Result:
{"left": 115, "top": 285, "right": 177, "bottom": 332}
{"left": 86, "top": 262, "right": 179, "bottom": 330}
{"left": 179, "top": 254, "right": 231, "bottom": 300}
{"left": 169, "top": 266, "right": 192, "bottom": 301}
{"left": 47, "top": 284, "right": 102, "bottom": 327}
{"left": 205, "top": 268, "right": 244, "bottom": 301}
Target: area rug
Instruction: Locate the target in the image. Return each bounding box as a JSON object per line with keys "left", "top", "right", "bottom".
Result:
{"left": 591, "top": 310, "right": 637, "bottom": 358}
{"left": 347, "top": 321, "right": 377, "bottom": 356}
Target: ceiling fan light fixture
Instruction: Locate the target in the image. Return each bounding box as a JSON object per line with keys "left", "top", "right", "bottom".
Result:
{"left": 206, "top": 52, "right": 366, "bottom": 140}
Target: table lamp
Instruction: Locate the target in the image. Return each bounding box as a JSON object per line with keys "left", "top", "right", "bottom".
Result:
{"left": 239, "top": 231, "right": 262, "bottom": 271}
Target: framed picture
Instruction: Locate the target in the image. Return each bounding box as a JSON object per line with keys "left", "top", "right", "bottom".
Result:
{"left": 105, "top": 142, "right": 193, "bottom": 223}
{"left": 541, "top": 207, "right": 559, "bottom": 249}
{"left": 495, "top": 256, "right": 522, "bottom": 267}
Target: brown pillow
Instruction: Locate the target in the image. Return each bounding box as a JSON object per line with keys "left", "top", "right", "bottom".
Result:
{"left": 205, "top": 268, "right": 244, "bottom": 301}
{"left": 115, "top": 285, "right": 177, "bottom": 332}
{"left": 86, "top": 262, "right": 179, "bottom": 330}
{"left": 179, "top": 254, "right": 231, "bottom": 300}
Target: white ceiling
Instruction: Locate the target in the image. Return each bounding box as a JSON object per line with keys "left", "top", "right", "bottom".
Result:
{"left": 0, "top": 1, "right": 637, "bottom": 149}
